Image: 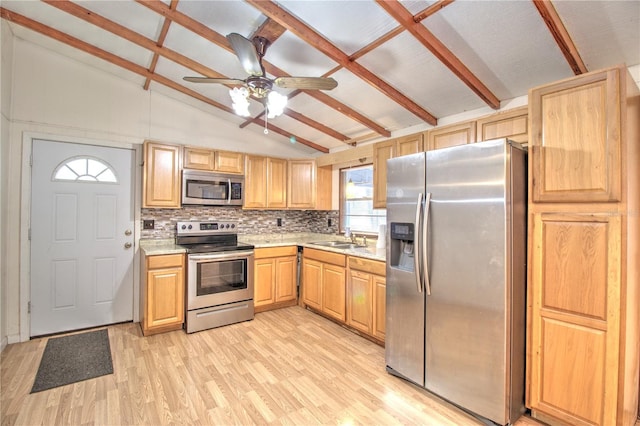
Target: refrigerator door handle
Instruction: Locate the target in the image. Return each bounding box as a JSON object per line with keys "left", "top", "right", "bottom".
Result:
{"left": 423, "top": 192, "right": 432, "bottom": 295}
{"left": 414, "top": 192, "right": 424, "bottom": 293}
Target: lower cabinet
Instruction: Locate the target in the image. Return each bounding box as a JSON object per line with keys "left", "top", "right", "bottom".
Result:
{"left": 140, "top": 253, "right": 185, "bottom": 336}
{"left": 302, "top": 248, "right": 346, "bottom": 322}
{"left": 347, "top": 256, "right": 386, "bottom": 342}
{"left": 302, "top": 248, "right": 386, "bottom": 343}
{"left": 254, "top": 246, "right": 298, "bottom": 313}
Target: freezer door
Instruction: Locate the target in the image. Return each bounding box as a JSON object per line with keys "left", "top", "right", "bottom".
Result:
{"left": 385, "top": 152, "right": 426, "bottom": 387}
{"left": 424, "top": 139, "right": 523, "bottom": 424}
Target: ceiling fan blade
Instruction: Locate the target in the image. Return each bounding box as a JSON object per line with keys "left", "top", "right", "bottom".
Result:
{"left": 227, "top": 33, "right": 263, "bottom": 77}
{"left": 183, "top": 77, "right": 246, "bottom": 85}
{"left": 274, "top": 77, "right": 338, "bottom": 90}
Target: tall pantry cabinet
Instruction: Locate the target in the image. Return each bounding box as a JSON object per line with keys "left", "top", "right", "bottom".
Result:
{"left": 527, "top": 65, "right": 639, "bottom": 426}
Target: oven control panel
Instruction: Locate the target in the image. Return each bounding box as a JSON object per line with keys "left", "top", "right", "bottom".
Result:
{"left": 176, "top": 221, "right": 237, "bottom": 235}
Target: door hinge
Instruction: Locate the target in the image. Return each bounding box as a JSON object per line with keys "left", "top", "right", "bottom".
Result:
{"left": 28, "top": 301, "right": 31, "bottom": 314}
{"left": 30, "top": 154, "right": 33, "bottom": 167}
{"left": 28, "top": 228, "right": 31, "bottom": 240}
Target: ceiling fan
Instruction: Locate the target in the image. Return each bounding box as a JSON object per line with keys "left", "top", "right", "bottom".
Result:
{"left": 184, "top": 33, "right": 338, "bottom": 118}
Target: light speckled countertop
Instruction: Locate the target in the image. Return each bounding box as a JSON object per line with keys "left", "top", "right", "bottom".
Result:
{"left": 140, "top": 233, "right": 385, "bottom": 262}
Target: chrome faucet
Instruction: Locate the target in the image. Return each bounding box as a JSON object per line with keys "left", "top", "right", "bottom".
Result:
{"left": 350, "top": 233, "right": 357, "bottom": 244}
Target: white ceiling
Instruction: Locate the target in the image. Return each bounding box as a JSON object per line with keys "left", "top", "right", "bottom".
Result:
{"left": 1, "top": 0, "right": 639, "bottom": 155}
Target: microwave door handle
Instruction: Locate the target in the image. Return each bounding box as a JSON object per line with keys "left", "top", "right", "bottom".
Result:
{"left": 227, "top": 179, "right": 232, "bottom": 204}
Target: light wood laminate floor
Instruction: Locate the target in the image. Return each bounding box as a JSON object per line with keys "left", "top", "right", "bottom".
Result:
{"left": 2, "top": 306, "right": 545, "bottom": 425}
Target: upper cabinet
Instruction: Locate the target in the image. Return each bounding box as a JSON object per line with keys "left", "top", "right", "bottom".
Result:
{"left": 373, "top": 134, "right": 423, "bottom": 208}
{"left": 183, "top": 147, "right": 244, "bottom": 174}
{"left": 287, "top": 160, "right": 332, "bottom": 210}
{"left": 244, "top": 155, "right": 287, "bottom": 209}
{"left": 476, "top": 106, "right": 528, "bottom": 144}
{"left": 395, "top": 133, "right": 424, "bottom": 157}
{"left": 530, "top": 68, "right": 622, "bottom": 203}
{"left": 143, "top": 141, "right": 181, "bottom": 208}
{"left": 426, "top": 121, "right": 476, "bottom": 151}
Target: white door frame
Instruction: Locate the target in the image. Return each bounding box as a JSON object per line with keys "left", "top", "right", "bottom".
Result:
{"left": 19, "top": 131, "right": 142, "bottom": 341}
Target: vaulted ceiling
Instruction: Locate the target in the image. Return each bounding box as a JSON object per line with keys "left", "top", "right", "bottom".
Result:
{"left": 1, "top": 1, "right": 639, "bottom": 154}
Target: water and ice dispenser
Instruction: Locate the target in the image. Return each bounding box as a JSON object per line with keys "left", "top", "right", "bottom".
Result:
{"left": 389, "top": 222, "right": 415, "bottom": 272}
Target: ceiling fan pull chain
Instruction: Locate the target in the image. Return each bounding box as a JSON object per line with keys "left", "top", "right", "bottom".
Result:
{"left": 264, "top": 111, "right": 269, "bottom": 135}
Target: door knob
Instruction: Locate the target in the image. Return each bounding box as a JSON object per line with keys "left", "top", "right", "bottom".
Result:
{"left": 124, "top": 242, "right": 132, "bottom": 249}
{"left": 124, "top": 229, "right": 132, "bottom": 236}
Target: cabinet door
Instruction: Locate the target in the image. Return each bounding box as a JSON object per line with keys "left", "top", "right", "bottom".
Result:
{"left": 215, "top": 150, "right": 244, "bottom": 174}
{"left": 529, "top": 68, "right": 621, "bottom": 202}
{"left": 244, "top": 155, "right": 267, "bottom": 208}
{"left": 426, "top": 121, "right": 476, "bottom": 151}
{"left": 476, "top": 106, "right": 528, "bottom": 144}
{"left": 347, "top": 270, "right": 372, "bottom": 334}
{"left": 254, "top": 258, "right": 275, "bottom": 307}
{"left": 267, "top": 157, "right": 288, "bottom": 209}
{"left": 275, "top": 256, "right": 297, "bottom": 302}
{"left": 288, "top": 160, "right": 316, "bottom": 209}
{"left": 322, "top": 264, "right": 346, "bottom": 321}
{"left": 146, "top": 267, "right": 184, "bottom": 329}
{"left": 143, "top": 142, "right": 181, "bottom": 208}
{"left": 528, "top": 212, "right": 621, "bottom": 426}
{"left": 396, "top": 133, "right": 423, "bottom": 156}
{"left": 183, "top": 147, "right": 214, "bottom": 171}
{"left": 302, "top": 258, "right": 322, "bottom": 310}
{"left": 373, "top": 140, "right": 395, "bottom": 208}
{"left": 372, "top": 275, "right": 386, "bottom": 340}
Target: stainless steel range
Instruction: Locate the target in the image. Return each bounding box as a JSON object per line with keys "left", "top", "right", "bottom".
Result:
{"left": 176, "top": 221, "right": 254, "bottom": 333}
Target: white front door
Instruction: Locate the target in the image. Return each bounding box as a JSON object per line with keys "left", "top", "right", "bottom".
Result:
{"left": 30, "top": 139, "right": 135, "bottom": 336}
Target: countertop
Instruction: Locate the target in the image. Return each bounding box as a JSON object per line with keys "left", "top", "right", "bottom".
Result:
{"left": 139, "top": 233, "right": 385, "bottom": 262}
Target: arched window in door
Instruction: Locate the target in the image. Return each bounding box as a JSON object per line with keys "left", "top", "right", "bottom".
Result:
{"left": 52, "top": 156, "right": 118, "bottom": 183}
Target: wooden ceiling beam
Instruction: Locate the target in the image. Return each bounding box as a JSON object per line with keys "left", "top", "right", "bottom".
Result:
{"left": 137, "top": 0, "right": 390, "bottom": 139}
{"left": 0, "top": 7, "right": 327, "bottom": 154}
{"left": 533, "top": 0, "right": 587, "bottom": 75}
{"left": 251, "top": 18, "right": 286, "bottom": 44}
{"left": 144, "top": 0, "right": 179, "bottom": 90}
{"left": 246, "top": 0, "right": 438, "bottom": 126}
{"left": 413, "top": 0, "right": 455, "bottom": 23}
{"left": 378, "top": 0, "right": 500, "bottom": 109}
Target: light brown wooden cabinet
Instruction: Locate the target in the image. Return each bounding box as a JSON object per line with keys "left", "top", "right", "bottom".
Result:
{"left": 302, "top": 248, "right": 346, "bottom": 322}
{"left": 527, "top": 65, "right": 639, "bottom": 426}
{"left": 142, "top": 141, "right": 181, "bottom": 208}
{"left": 476, "top": 106, "right": 528, "bottom": 144}
{"left": 426, "top": 121, "right": 476, "bottom": 151}
{"left": 140, "top": 253, "right": 185, "bottom": 336}
{"left": 244, "top": 155, "right": 287, "bottom": 209}
{"left": 373, "top": 134, "right": 423, "bottom": 208}
{"left": 347, "top": 256, "right": 386, "bottom": 341}
{"left": 254, "top": 246, "right": 298, "bottom": 313}
{"left": 183, "top": 147, "right": 244, "bottom": 174}
{"left": 287, "top": 160, "right": 333, "bottom": 210}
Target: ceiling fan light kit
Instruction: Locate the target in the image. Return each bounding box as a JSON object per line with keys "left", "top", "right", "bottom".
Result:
{"left": 184, "top": 32, "right": 337, "bottom": 121}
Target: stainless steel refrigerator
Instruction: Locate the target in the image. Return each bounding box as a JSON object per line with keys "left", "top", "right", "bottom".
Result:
{"left": 385, "top": 138, "right": 527, "bottom": 425}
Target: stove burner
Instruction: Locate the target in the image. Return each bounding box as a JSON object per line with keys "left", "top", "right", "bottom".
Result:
{"left": 175, "top": 221, "right": 253, "bottom": 253}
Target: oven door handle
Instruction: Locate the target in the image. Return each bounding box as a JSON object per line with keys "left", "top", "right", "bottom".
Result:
{"left": 189, "top": 251, "right": 254, "bottom": 261}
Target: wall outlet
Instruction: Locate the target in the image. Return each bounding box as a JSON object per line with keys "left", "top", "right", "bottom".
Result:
{"left": 277, "top": 218, "right": 282, "bottom": 227}
{"left": 143, "top": 219, "right": 155, "bottom": 230}
{"left": 328, "top": 218, "right": 332, "bottom": 227}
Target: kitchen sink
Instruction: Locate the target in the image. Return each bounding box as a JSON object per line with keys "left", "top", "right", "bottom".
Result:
{"left": 309, "top": 240, "right": 363, "bottom": 249}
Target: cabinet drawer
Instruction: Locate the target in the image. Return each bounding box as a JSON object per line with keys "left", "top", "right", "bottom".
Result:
{"left": 304, "top": 248, "right": 346, "bottom": 267}
{"left": 348, "top": 256, "right": 385, "bottom": 276}
{"left": 147, "top": 254, "right": 184, "bottom": 269}
{"left": 255, "top": 246, "right": 297, "bottom": 259}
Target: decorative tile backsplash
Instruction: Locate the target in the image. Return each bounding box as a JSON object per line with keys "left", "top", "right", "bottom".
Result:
{"left": 141, "top": 206, "right": 340, "bottom": 239}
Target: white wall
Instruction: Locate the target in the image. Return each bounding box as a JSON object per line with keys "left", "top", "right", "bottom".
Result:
{"left": 0, "top": 19, "right": 14, "bottom": 351}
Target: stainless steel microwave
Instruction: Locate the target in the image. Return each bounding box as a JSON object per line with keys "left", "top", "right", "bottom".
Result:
{"left": 181, "top": 170, "right": 244, "bottom": 206}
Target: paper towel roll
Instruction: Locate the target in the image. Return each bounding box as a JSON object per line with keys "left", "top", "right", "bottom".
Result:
{"left": 376, "top": 224, "right": 386, "bottom": 248}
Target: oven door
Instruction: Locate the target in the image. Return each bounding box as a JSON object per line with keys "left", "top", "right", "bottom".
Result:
{"left": 187, "top": 250, "right": 254, "bottom": 311}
